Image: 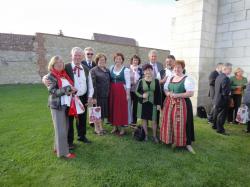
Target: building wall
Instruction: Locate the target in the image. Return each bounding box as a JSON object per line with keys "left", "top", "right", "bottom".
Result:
{"left": 198, "top": 0, "right": 218, "bottom": 109}
{"left": 215, "top": 0, "right": 250, "bottom": 77}
{"left": 0, "top": 33, "right": 40, "bottom": 84}
{"left": 170, "top": 0, "right": 205, "bottom": 112}
{"left": 0, "top": 33, "right": 169, "bottom": 84}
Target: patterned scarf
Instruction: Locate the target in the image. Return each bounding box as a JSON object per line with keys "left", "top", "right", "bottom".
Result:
{"left": 51, "top": 68, "right": 74, "bottom": 88}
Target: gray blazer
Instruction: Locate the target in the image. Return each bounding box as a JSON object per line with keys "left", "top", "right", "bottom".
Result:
{"left": 144, "top": 62, "right": 163, "bottom": 76}
{"left": 156, "top": 62, "right": 164, "bottom": 72}
{"left": 47, "top": 73, "right": 72, "bottom": 109}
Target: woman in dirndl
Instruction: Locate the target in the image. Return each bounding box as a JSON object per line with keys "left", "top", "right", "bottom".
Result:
{"left": 160, "top": 60, "right": 195, "bottom": 154}
{"left": 109, "top": 53, "right": 131, "bottom": 136}
{"left": 135, "top": 64, "right": 161, "bottom": 143}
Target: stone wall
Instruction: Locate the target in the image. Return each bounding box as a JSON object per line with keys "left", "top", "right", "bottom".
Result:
{"left": 0, "top": 33, "right": 40, "bottom": 84}
{"left": 170, "top": 0, "right": 250, "bottom": 113}
{"left": 41, "top": 33, "right": 169, "bottom": 72}
{"left": 0, "top": 33, "right": 170, "bottom": 84}
{"left": 169, "top": 0, "right": 205, "bottom": 112}
{"left": 215, "top": 0, "right": 250, "bottom": 76}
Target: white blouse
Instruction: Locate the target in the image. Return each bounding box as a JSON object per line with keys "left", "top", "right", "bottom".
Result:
{"left": 156, "top": 68, "right": 173, "bottom": 80}
{"left": 164, "top": 75, "right": 195, "bottom": 92}
{"left": 111, "top": 65, "right": 131, "bottom": 89}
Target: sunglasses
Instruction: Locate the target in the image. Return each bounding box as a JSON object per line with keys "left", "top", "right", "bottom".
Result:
{"left": 87, "top": 53, "right": 94, "bottom": 56}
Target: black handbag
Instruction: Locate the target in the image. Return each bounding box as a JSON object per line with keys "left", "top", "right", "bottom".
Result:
{"left": 133, "top": 126, "right": 145, "bottom": 141}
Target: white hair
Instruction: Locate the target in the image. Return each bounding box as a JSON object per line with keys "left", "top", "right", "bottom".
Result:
{"left": 71, "top": 47, "right": 84, "bottom": 55}
{"left": 148, "top": 49, "right": 157, "bottom": 57}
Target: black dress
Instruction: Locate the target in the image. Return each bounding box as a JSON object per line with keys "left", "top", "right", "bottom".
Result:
{"left": 90, "top": 66, "right": 111, "bottom": 119}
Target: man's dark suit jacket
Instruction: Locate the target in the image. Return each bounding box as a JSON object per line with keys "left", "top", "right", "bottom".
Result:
{"left": 213, "top": 73, "right": 231, "bottom": 107}
{"left": 208, "top": 70, "right": 219, "bottom": 99}
{"left": 82, "top": 60, "right": 96, "bottom": 70}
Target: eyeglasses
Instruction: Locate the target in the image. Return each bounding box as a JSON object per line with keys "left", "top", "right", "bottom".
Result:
{"left": 87, "top": 53, "right": 94, "bottom": 56}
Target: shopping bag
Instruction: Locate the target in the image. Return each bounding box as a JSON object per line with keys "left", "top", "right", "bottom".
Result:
{"left": 68, "top": 96, "right": 77, "bottom": 117}
{"left": 235, "top": 105, "right": 249, "bottom": 124}
{"left": 68, "top": 95, "right": 85, "bottom": 117}
{"left": 88, "top": 106, "right": 101, "bottom": 123}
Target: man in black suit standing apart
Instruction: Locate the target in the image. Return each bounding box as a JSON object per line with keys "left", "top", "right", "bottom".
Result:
{"left": 65, "top": 47, "right": 94, "bottom": 147}
{"left": 208, "top": 63, "right": 223, "bottom": 123}
{"left": 212, "top": 63, "right": 232, "bottom": 135}
{"left": 81, "top": 47, "right": 96, "bottom": 128}
{"left": 82, "top": 47, "right": 96, "bottom": 70}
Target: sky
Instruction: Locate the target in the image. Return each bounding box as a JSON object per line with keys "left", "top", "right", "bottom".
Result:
{"left": 1, "top": 0, "right": 176, "bottom": 49}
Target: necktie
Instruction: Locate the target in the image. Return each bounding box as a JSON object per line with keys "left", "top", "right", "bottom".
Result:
{"left": 73, "top": 66, "right": 83, "bottom": 77}
{"left": 88, "top": 61, "right": 92, "bottom": 68}
{"left": 153, "top": 64, "right": 157, "bottom": 78}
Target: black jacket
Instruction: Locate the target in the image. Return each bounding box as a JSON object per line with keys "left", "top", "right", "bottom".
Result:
{"left": 213, "top": 73, "right": 231, "bottom": 107}
{"left": 82, "top": 60, "right": 96, "bottom": 70}
{"left": 208, "top": 70, "right": 219, "bottom": 99}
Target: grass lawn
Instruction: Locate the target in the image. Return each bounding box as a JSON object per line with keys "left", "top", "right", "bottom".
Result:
{"left": 0, "top": 84, "right": 250, "bottom": 187}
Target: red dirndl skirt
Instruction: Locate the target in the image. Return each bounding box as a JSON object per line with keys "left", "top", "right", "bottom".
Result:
{"left": 108, "top": 82, "right": 128, "bottom": 126}
{"left": 160, "top": 97, "right": 187, "bottom": 147}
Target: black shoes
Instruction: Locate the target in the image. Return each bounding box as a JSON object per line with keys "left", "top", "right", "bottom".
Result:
{"left": 69, "top": 143, "right": 75, "bottom": 150}
{"left": 78, "top": 137, "right": 92, "bottom": 144}
{"left": 217, "top": 131, "right": 229, "bottom": 136}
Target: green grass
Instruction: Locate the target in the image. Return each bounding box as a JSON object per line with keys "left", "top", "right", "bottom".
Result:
{"left": 0, "top": 84, "right": 250, "bottom": 187}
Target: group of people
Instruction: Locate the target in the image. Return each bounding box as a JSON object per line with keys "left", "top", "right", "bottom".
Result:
{"left": 208, "top": 63, "right": 250, "bottom": 135}
{"left": 45, "top": 46, "right": 198, "bottom": 159}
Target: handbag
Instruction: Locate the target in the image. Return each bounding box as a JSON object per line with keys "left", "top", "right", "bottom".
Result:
{"left": 88, "top": 106, "right": 102, "bottom": 123}
{"left": 235, "top": 105, "right": 249, "bottom": 124}
{"left": 133, "top": 126, "right": 145, "bottom": 141}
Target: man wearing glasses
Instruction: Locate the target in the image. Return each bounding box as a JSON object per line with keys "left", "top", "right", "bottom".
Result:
{"left": 82, "top": 47, "right": 96, "bottom": 70}
{"left": 82, "top": 47, "right": 96, "bottom": 128}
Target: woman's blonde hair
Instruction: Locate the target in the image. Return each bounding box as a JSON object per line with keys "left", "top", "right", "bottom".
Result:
{"left": 234, "top": 67, "right": 243, "bottom": 75}
{"left": 48, "top": 56, "right": 63, "bottom": 71}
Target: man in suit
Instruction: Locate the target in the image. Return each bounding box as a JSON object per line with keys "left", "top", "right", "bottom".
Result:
{"left": 81, "top": 47, "right": 96, "bottom": 128}
{"left": 147, "top": 50, "right": 163, "bottom": 79}
{"left": 212, "top": 63, "right": 232, "bottom": 135}
{"left": 65, "top": 47, "right": 94, "bottom": 147}
{"left": 82, "top": 47, "right": 96, "bottom": 70}
{"left": 208, "top": 63, "right": 223, "bottom": 123}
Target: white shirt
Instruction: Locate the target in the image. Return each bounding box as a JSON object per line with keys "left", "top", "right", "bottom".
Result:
{"left": 86, "top": 60, "right": 93, "bottom": 68}
{"left": 60, "top": 78, "right": 72, "bottom": 106}
{"left": 71, "top": 62, "right": 94, "bottom": 98}
{"left": 130, "top": 65, "right": 140, "bottom": 83}
{"left": 164, "top": 75, "right": 195, "bottom": 92}
{"left": 156, "top": 68, "right": 174, "bottom": 80}
{"left": 110, "top": 65, "right": 131, "bottom": 89}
